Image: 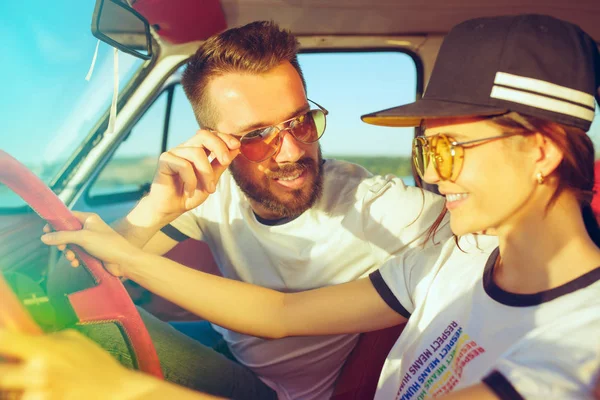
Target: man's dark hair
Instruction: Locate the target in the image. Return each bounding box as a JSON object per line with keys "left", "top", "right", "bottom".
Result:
{"left": 181, "top": 21, "right": 307, "bottom": 129}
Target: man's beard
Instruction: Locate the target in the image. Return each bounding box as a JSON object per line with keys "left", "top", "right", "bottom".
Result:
{"left": 230, "top": 149, "right": 324, "bottom": 219}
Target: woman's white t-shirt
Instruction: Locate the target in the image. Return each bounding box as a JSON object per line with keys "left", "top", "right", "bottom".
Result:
{"left": 371, "top": 234, "right": 600, "bottom": 399}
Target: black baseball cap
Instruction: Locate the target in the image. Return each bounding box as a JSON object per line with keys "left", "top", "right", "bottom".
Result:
{"left": 361, "top": 14, "right": 600, "bottom": 131}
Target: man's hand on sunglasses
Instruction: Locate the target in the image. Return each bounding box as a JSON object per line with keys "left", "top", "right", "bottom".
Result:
{"left": 145, "top": 129, "right": 241, "bottom": 220}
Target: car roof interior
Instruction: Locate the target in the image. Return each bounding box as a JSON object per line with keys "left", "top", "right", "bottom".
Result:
{"left": 104, "top": 0, "right": 599, "bottom": 85}
{"left": 110, "top": 0, "right": 600, "bottom": 43}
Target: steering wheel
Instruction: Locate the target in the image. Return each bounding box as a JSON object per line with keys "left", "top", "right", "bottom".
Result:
{"left": 0, "top": 150, "right": 163, "bottom": 379}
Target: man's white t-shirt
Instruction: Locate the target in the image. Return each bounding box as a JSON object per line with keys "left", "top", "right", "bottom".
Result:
{"left": 167, "top": 159, "right": 448, "bottom": 399}
{"left": 371, "top": 234, "right": 600, "bottom": 399}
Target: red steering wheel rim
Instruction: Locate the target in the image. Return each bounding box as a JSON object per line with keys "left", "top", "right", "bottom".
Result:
{"left": 0, "top": 150, "right": 163, "bottom": 378}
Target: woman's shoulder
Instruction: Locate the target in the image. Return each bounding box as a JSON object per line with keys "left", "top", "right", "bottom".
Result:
{"left": 435, "top": 234, "right": 499, "bottom": 271}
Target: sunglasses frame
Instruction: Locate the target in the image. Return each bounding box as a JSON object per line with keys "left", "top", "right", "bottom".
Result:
{"left": 208, "top": 99, "right": 328, "bottom": 163}
{"left": 413, "top": 132, "right": 522, "bottom": 182}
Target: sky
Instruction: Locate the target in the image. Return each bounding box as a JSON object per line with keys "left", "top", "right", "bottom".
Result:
{"left": 1, "top": 1, "right": 96, "bottom": 162}
{"left": 0, "top": 1, "right": 142, "bottom": 169}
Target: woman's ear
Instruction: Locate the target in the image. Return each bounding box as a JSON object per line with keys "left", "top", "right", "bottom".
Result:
{"left": 532, "top": 131, "right": 564, "bottom": 177}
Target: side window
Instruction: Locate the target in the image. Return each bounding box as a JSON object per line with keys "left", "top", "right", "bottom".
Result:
{"left": 168, "top": 86, "right": 200, "bottom": 148}
{"left": 87, "top": 91, "right": 169, "bottom": 202}
{"left": 298, "top": 51, "right": 418, "bottom": 185}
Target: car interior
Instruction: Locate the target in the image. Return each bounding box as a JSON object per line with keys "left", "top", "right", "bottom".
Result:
{"left": 1, "top": 0, "right": 599, "bottom": 398}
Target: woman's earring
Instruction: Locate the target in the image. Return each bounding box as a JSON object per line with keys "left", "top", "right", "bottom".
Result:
{"left": 536, "top": 171, "right": 545, "bottom": 185}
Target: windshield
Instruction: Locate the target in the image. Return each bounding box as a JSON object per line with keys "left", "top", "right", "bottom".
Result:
{"left": 0, "top": 1, "right": 144, "bottom": 208}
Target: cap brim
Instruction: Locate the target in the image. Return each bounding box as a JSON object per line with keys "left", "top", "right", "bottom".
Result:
{"left": 361, "top": 98, "right": 508, "bottom": 127}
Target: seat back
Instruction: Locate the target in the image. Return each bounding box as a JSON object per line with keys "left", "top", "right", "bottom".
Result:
{"left": 331, "top": 323, "right": 405, "bottom": 399}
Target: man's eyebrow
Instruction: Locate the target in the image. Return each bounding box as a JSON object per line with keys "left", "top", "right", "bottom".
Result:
{"left": 232, "top": 103, "right": 309, "bottom": 136}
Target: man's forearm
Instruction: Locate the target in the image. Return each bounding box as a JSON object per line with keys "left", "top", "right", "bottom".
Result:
{"left": 113, "top": 196, "right": 179, "bottom": 249}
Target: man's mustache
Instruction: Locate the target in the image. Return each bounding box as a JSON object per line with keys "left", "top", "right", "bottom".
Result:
{"left": 266, "top": 157, "right": 316, "bottom": 179}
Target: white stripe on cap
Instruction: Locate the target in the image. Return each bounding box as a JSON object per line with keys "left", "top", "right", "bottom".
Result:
{"left": 490, "top": 86, "right": 595, "bottom": 121}
{"left": 494, "top": 72, "right": 595, "bottom": 109}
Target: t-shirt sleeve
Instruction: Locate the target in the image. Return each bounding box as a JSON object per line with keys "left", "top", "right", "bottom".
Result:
{"left": 483, "top": 312, "right": 600, "bottom": 399}
{"left": 160, "top": 223, "right": 192, "bottom": 242}
{"left": 361, "top": 174, "right": 450, "bottom": 263}
{"left": 369, "top": 240, "right": 447, "bottom": 316}
{"left": 369, "top": 270, "right": 412, "bottom": 318}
